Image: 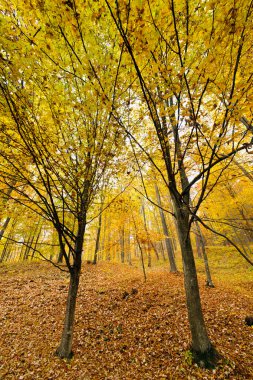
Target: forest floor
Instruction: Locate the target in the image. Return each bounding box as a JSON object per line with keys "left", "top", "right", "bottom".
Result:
{"left": 0, "top": 260, "right": 252, "bottom": 380}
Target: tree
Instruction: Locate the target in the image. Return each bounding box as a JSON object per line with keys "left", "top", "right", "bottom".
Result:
{"left": 155, "top": 184, "right": 177, "bottom": 271}
{"left": 105, "top": 0, "right": 253, "bottom": 367}
{"left": 0, "top": 1, "right": 124, "bottom": 358}
{"left": 1, "top": 0, "right": 253, "bottom": 367}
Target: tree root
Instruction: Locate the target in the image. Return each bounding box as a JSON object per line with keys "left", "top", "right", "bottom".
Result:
{"left": 191, "top": 345, "right": 221, "bottom": 369}
{"left": 55, "top": 347, "right": 74, "bottom": 360}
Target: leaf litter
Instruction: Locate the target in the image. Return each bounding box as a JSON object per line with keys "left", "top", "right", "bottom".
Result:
{"left": 0, "top": 262, "right": 252, "bottom": 379}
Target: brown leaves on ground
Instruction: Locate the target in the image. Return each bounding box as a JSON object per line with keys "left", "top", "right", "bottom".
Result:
{"left": 0, "top": 262, "right": 252, "bottom": 379}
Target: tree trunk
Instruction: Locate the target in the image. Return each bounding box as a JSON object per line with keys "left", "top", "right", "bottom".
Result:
{"left": 231, "top": 224, "right": 250, "bottom": 257}
{"left": 132, "top": 211, "right": 146, "bottom": 281}
{"left": 153, "top": 209, "right": 166, "bottom": 261}
{"left": 0, "top": 234, "right": 10, "bottom": 262}
{"left": 194, "top": 221, "right": 214, "bottom": 286}
{"left": 120, "top": 227, "right": 125, "bottom": 263}
{"left": 239, "top": 209, "right": 253, "bottom": 244}
{"left": 126, "top": 227, "right": 132, "bottom": 265}
{"left": 31, "top": 224, "right": 42, "bottom": 260}
{"left": 194, "top": 222, "right": 203, "bottom": 258}
{"left": 155, "top": 184, "right": 177, "bottom": 272}
{"left": 160, "top": 241, "right": 166, "bottom": 261}
{"left": 0, "top": 182, "right": 16, "bottom": 242}
{"left": 55, "top": 266, "right": 80, "bottom": 359}
{"left": 174, "top": 204, "right": 219, "bottom": 366}
{"left": 137, "top": 237, "right": 146, "bottom": 280}
{"left": 23, "top": 230, "right": 36, "bottom": 260}
{"left": 0, "top": 219, "right": 17, "bottom": 262}
{"left": 200, "top": 234, "right": 214, "bottom": 288}
{"left": 147, "top": 242, "right": 152, "bottom": 267}
{"left": 142, "top": 202, "right": 160, "bottom": 261}
{"left": 0, "top": 217, "right": 11, "bottom": 241}
{"left": 234, "top": 159, "right": 253, "bottom": 182}
{"left": 106, "top": 217, "right": 111, "bottom": 261}
{"left": 93, "top": 212, "right": 102, "bottom": 265}
{"left": 56, "top": 216, "right": 85, "bottom": 359}
{"left": 57, "top": 244, "right": 65, "bottom": 263}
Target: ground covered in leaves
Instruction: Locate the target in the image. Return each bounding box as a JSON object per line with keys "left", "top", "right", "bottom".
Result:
{"left": 0, "top": 262, "right": 252, "bottom": 379}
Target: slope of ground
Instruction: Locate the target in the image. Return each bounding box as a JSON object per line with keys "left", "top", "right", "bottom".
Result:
{"left": 0, "top": 261, "right": 252, "bottom": 379}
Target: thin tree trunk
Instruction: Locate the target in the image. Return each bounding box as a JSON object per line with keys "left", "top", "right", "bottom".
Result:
{"left": 132, "top": 212, "right": 146, "bottom": 281}
{"left": 234, "top": 159, "right": 253, "bottom": 182}
{"left": 55, "top": 265, "right": 80, "bottom": 359}
{"left": 153, "top": 208, "right": 166, "bottom": 260}
{"left": 57, "top": 244, "right": 65, "bottom": 263}
{"left": 0, "top": 181, "right": 16, "bottom": 240}
{"left": 0, "top": 181, "right": 16, "bottom": 242}
{"left": 141, "top": 202, "right": 159, "bottom": 261}
{"left": 106, "top": 217, "right": 111, "bottom": 261}
{"left": 55, "top": 199, "right": 87, "bottom": 359}
{"left": 155, "top": 184, "right": 177, "bottom": 272}
{"left": 232, "top": 225, "right": 250, "bottom": 257}
{"left": 138, "top": 237, "right": 146, "bottom": 280}
{"left": 126, "top": 226, "right": 132, "bottom": 265}
{"left": 226, "top": 181, "right": 253, "bottom": 242}
{"left": 31, "top": 224, "right": 42, "bottom": 260}
{"left": 141, "top": 204, "right": 152, "bottom": 266}
{"left": 93, "top": 212, "right": 102, "bottom": 265}
{"left": 0, "top": 219, "right": 16, "bottom": 263}
{"left": 120, "top": 226, "right": 125, "bottom": 263}
{"left": 147, "top": 242, "right": 152, "bottom": 267}
{"left": 194, "top": 222, "right": 203, "bottom": 258}
{"left": 23, "top": 230, "right": 34, "bottom": 260}
{"left": 194, "top": 220, "right": 214, "bottom": 286}
{"left": 100, "top": 213, "right": 106, "bottom": 260}
{"left": 239, "top": 209, "right": 253, "bottom": 244}
{"left": 160, "top": 241, "right": 166, "bottom": 261}
{"left": 200, "top": 233, "right": 214, "bottom": 287}
{"left": 0, "top": 217, "right": 11, "bottom": 241}
{"left": 134, "top": 236, "right": 139, "bottom": 258}
{"left": 24, "top": 230, "right": 37, "bottom": 260}
{"left": 0, "top": 235, "right": 9, "bottom": 263}
{"left": 55, "top": 226, "right": 84, "bottom": 359}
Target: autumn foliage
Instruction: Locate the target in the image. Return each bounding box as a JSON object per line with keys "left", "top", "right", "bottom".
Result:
{"left": 0, "top": 0, "right": 253, "bottom": 374}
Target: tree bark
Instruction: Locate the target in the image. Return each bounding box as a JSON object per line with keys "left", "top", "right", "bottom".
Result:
{"left": 141, "top": 202, "right": 159, "bottom": 261}
{"left": 153, "top": 208, "right": 166, "bottom": 261}
{"left": 55, "top": 218, "right": 85, "bottom": 359}
{"left": 0, "top": 217, "right": 11, "bottom": 241}
{"left": 105, "top": 217, "right": 111, "bottom": 261}
{"left": 194, "top": 221, "right": 214, "bottom": 286}
{"left": 173, "top": 203, "right": 218, "bottom": 366}
{"left": 194, "top": 222, "right": 203, "bottom": 258}
{"left": 31, "top": 224, "right": 42, "bottom": 260}
{"left": 55, "top": 265, "right": 80, "bottom": 359}
{"left": 120, "top": 226, "right": 125, "bottom": 263}
{"left": 132, "top": 211, "right": 146, "bottom": 281}
{"left": 93, "top": 212, "right": 102, "bottom": 265}
{"left": 155, "top": 184, "right": 177, "bottom": 272}
{"left": 23, "top": 230, "right": 36, "bottom": 260}
{"left": 126, "top": 227, "right": 132, "bottom": 265}
{"left": 200, "top": 234, "right": 214, "bottom": 288}
{"left": 0, "top": 219, "right": 16, "bottom": 263}
{"left": 234, "top": 159, "right": 253, "bottom": 182}
{"left": 57, "top": 244, "right": 64, "bottom": 263}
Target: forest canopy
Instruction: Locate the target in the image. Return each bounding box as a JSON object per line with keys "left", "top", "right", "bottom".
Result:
{"left": 0, "top": 0, "right": 252, "bottom": 372}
